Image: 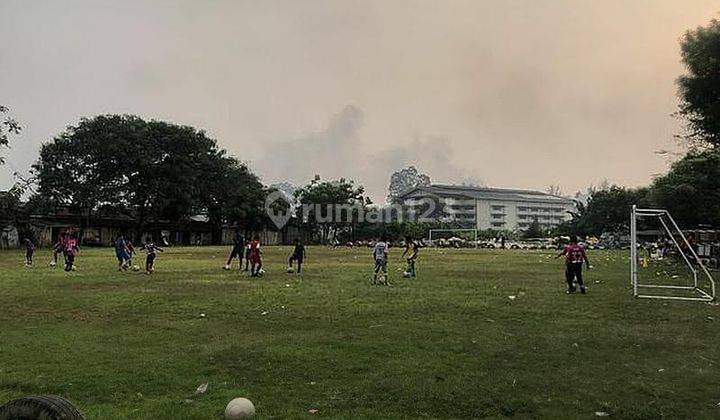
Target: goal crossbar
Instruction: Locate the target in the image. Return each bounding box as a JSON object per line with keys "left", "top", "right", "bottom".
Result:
{"left": 630, "top": 205, "right": 716, "bottom": 302}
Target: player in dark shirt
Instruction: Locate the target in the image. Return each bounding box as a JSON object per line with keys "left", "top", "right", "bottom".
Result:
{"left": 225, "top": 231, "right": 245, "bottom": 270}
{"left": 288, "top": 239, "right": 306, "bottom": 273}
{"left": 24, "top": 238, "right": 35, "bottom": 267}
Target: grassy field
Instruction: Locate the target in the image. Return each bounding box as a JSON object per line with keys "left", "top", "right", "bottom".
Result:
{"left": 0, "top": 245, "right": 719, "bottom": 419}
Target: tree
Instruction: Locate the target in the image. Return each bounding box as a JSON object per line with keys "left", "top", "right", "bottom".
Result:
{"left": 651, "top": 149, "right": 720, "bottom": 227}
{"left": 559, "top": 185, "right": 650, "bottom": 236}
{"left": 524, "top": 219, "right": 544, "bottom": 238}
{"left": 386, "top": 166, "right": 431, "bottom": 203}
{"left": 295, "top": 175, "right": 368, "bottom": 243}
{"left": 0, "top": 105, "right": 21, "bottom": 164}
{"left": 33, "top": 115, "right": 263, "bottom": 241}
{"left": 677, "top": 19, "right": 720, "bottom": 148}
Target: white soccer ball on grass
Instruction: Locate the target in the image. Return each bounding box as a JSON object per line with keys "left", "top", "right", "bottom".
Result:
{"left": 132, "top": 265, "right": 141, "bottom": 272}
{"left": 286, "top": 266, "right": 295, "bottom": 273}
{"left": 225, "top": 397, "right": 255, "bottom": 419}
{"left": 224, "top": 264, "right": 231, "bottom": 270}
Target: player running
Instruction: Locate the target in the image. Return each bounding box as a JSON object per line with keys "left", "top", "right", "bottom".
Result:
{"left": 556, "top": 235, "right": 590, "bottom": 294}
{"left": 24, "top": 238, "right": 35, "bottom": 267}
{"left": 224, "top": 231, "right": 245, "bottom": 271}
{"left": 288, "top": 239, "right": 306, "bottom": 273}
{"left": 50, "top": 232, "right": 66, "bottom": 268}
{"left": 114, "top": 235, "right": 131, "bottom": 271}
{"left": 63, "top": 232, "right": 79, "bottom": 272}
{"left": 372, "top": 235, "right": 389, "bottom": 285}
{"left": 401, "top": 236, "right": 419, "bottom": 278}
{"left": 249, "top": 235, "right": 263, "bottom": 277}
{"left": 243, "top": 241, "right": 252, "bottom": 271}
{"left": 139, "top": 239, "right": 163, "bottom": 274}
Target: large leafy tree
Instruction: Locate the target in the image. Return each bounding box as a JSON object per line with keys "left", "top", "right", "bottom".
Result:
{"left": 295, "top": 175, "right": 368, "bottom": 243}
{"left": 651, "top": 149, "right": 720, "bottom": 227}
{"left": 33, "top": 114, "right": 263, "bottom": 240}
{"left": 677, "top": 19, "right": 720, "bottom": 148}
{"left": 386, "top": 166, "right": 431, "bottom": 204}
{"left": 558, "top": 185, "right": 650, "bottom": 236}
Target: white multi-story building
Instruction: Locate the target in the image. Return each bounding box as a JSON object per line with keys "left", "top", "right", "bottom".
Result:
{"left": 399, "top": 184, "right": 576, "bottom": 231}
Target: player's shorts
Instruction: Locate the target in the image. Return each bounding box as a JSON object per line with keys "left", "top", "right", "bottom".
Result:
{"left": 116, "top": 251, "right": 130, "bottom": 262}
{"left": 250, "top": 254, "right": 262, "bottom": 264}
{"left": 230, "top": 245, "right": 243, "bottom": 258}
{"left": 290, "top": 253, "right": 303, "bottom": 263}
{"left": 374, "top": 258, "right": 387, "bottom": 273}
{"left": 146, "top": 254, "right": 156, "bottom": 266}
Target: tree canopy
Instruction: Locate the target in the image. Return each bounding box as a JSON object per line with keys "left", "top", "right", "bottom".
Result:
{"left": 33, "top": 114, "right": 264, "bottom": 238}
{"left": 678, "top": 19, "right": 720, "bottom": 148}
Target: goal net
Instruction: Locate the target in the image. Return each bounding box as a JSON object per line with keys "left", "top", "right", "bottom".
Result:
{"left": 428, "top": 229, "right": 478, "bottom": 248}
{"left": 630, "top": 206, "right": 715, "bottom": 301}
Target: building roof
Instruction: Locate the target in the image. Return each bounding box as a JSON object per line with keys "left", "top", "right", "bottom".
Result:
{"left": 399, "top": 184, "right": 575, "bottom": 205}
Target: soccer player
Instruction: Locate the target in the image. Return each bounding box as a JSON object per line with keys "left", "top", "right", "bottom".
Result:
{"left": 225, "top": 231, "right": 245, "bottom": 270}
{"left": 401, "top": 235, "right": 419, "bottom": 277}
{"left": 244, "top": 241, "right": 252, "bottom": 271}
{"left": 24, "top": 238, "right": 35, "bottom": 267}
{"left": 556, "top": 235, "right": 590, "bottom": 294}
{"left": 249, "top": 235, "right": 263, "bottom": 277}
{"left": 63, "top": 232, "right": 79, "bottom": 272}
{"left": 288, "top": 239, "right": 306, "bottom": 273}
{"left": 114, "top": 235, "right": 131, "bottom": 271}
{"left": 139, "top": 239, "right": 163, "bottom": 274}
{"left": 373, "top": 235, "right": 389, "bottom": 285}
{"left": 50, "top": 232, "right": 66, "bottom": 267}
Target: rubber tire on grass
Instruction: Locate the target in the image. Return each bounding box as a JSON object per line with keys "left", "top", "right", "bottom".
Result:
{"left": 0, "top": 395, "right": 85, "bottom": 420}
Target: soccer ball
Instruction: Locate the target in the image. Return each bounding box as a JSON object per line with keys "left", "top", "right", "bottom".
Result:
{"left": 223, "top": 264, "right": 231, "bottom": 271}
{"left": 257, "top": 268, "right": 265, "bottom": 277}
{"left": 286, "top": 266, "right": 295, "bottom": 274}
{"left": 49, "top": 261, "right": 56, "bottom": 268}
{"left": 132, "top": 265, "right": 140, "bottom": 272}
{"left": 403, "top": 271, "right": 412, "bottom": 278}
{"left": 224, "top": 397, "right": 255, "bottom": 419}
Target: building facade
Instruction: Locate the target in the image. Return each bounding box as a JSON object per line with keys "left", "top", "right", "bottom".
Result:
{"left": 399, "top": 184, "right": 576, "bottom": 231}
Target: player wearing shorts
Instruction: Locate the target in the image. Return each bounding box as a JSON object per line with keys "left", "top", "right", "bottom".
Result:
{"left": 288, "top": 239, "right": 306, "bottom": 273}
{"left": 401, "top": 236, "right": 419, "bottom": 277}
{"left": 24, "top": 238, "right": 35, "bottom": 267}
{"left": 50, "top": 232, "right": 66, "bottom": 267}
{"left": 373, "top": 235, "right": 389, "bottom": 285}
{"left": 225, "top": 231, "right": 245, "bottom": 270}
{"left": 140, "top": 239, "right": 163, "bottom": 274}
{"left": 557, "top": 235, "right": 590, "bottom": 294}
{"left": 244, "top": 242, "right": 252, "bottom": 271}
{"left": 114, "top": 235, "right": 131, "bottom": 271}
{"left": 63, "top": 233, "right": 79, "bottom": 272}
{"left": 249, "top": 236, "right": 263, "bottom": 277}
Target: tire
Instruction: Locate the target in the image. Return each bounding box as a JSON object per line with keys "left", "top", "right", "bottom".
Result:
{"left": 0, "top": 395, "right": 85, "bottom": 420}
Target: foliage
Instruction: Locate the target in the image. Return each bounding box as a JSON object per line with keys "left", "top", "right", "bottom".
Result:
{"left": 386, "top": 166, "right": 431, "bottom": 204}
{"left": 651, "top": 149, "right": 720, "bottom": 227}
{"left": 677, "top": 19, "right": 720, "bottom": 148}
{"left": 33, "top": 115, "right": 264, "bottom": 239}
{"left": 294, "top": 175, "right": 368, "bottom": 243}
{"left": 0, "top": 105, "right": 21, "bottom": 164}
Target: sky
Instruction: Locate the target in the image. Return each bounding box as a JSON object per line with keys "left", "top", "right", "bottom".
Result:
{"left": 1, "top": 0, "right": 718, "bottom": 202}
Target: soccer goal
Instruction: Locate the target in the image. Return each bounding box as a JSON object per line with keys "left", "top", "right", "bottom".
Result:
{"left": 428, "top": 229, "right": 478, "bottom": 248}
{"left": 630, "top": 205, "right": 715, "bottom": 302}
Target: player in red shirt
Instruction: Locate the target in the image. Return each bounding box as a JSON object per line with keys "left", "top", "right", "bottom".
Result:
{"left": 249, "top": 235, "right": 263, "bottom": 277}
{"left": 556, "top": 235, "right": 590, "bottom": 294}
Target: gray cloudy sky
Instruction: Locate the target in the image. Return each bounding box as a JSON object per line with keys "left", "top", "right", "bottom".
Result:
{"left": 1, "top": 0, "right": 718, "bottom": 202}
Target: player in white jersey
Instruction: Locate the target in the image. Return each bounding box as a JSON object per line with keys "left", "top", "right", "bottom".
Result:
{"left": 372, "top": 235, "right": 389, "bottom": 285}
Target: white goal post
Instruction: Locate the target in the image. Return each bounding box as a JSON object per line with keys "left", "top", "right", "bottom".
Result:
{"left": 428, "top": 229, "right": 478, "bottom": 248}
{"left": 630, "top": 205, "right": 716, "bottom": 302}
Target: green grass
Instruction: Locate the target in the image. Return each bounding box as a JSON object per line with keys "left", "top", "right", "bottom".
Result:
{"left": 1, "top": 246, "right": 719, "bottom": 419}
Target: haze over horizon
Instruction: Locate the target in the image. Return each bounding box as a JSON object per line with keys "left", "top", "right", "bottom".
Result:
{"left": 1, "top": 0, "right": 718, "bottom": 202}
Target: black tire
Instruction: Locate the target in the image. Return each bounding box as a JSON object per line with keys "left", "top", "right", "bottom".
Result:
{"left": 0, "top": 395, "right": 85, "bottom": 420}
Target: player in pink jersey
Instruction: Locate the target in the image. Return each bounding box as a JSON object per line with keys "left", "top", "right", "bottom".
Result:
{"left": 556, "top": 235, "right": 590, "bottom": 294}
